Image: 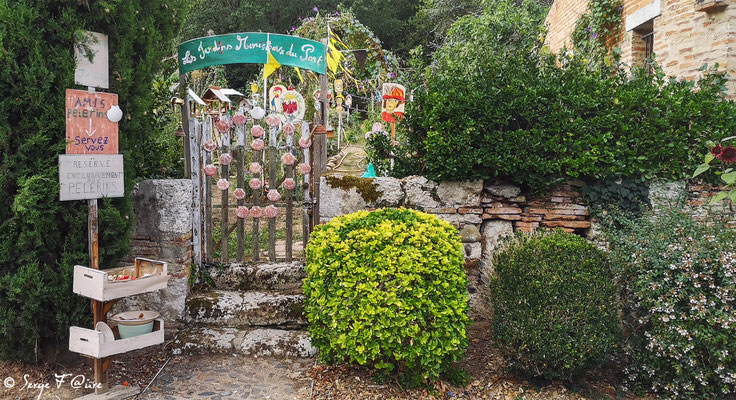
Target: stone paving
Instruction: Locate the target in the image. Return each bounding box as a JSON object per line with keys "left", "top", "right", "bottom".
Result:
{"left": 138, "top": 353, "right": 314, "bottom": 400}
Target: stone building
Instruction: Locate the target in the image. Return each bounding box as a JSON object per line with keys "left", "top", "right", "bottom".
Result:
{"left": 544, "top": 0, "right": 736, "bottom": 96}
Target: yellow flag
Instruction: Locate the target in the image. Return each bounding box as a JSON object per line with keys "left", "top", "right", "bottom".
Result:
{"left": 326, "top": 27, "right": 345, "bottom": 74}
{"left": 294, "top": 67, "right": 304, "bottom": 84}
{"left": 263, "top": 49, "right": 281, "bottom": 79}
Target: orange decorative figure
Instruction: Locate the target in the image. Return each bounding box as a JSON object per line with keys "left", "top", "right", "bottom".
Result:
{"left": 381, "top": 83, "right": 406, "bottom": 142}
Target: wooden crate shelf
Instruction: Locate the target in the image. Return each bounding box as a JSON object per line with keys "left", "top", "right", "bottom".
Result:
{"left": 73, "top": 257, "right": 169, "bottom": 302}
{"left": 69, "top": 319, "right": 164, "bottom": 359}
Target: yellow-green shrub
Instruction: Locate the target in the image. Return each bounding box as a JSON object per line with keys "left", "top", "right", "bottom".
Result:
{"left": 303, "top": 208, "right": 470, "bottom": 382}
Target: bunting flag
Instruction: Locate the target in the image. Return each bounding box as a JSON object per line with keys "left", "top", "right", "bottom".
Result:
{"left": 263, "top": 49, "right": 281, "bottom": 79}
{"left": 326, "top": 26, "right": 346, "bottom": 74}
{"left": 294, "top": 67, "right": 304, "bottom": 84}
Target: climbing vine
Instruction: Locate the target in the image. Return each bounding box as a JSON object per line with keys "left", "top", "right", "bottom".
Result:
{"left": 571, "top": 0, "right": 623, "bottom": 63}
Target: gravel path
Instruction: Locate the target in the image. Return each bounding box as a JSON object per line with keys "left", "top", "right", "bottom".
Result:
{"left": 138, "top": 354, "right": 313, "bottom": 400}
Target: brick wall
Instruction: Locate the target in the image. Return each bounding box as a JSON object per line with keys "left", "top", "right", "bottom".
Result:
{"left": 545, "top": 0, "right": 736, "bottom": 97}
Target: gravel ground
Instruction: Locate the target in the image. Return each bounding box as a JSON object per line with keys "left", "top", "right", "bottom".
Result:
{"left": 0, "top": 321, "right": 644, "bottom": 400}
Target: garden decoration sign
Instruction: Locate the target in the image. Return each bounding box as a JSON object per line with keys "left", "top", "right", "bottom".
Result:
{"left": 178, "top": 33, "right": 327, "bottom": 75}
{"left": 381, "top": 83, "right": 406, "bottom": 142}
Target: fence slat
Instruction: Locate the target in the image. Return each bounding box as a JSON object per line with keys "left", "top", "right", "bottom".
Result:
{"left": 220, "top": 147, "right": 229, "bottom": 264}
{"left": 301, "top": 122, "right": 311, "bottom": 246}
{"left": 204, "top": 119, "right": 213, "bottom": 263}
{"left": 236, "top": 146, "right": 245, "bottom": 262}
{"left": 286, "top": 161, "right": 294, "bottom": 261}
{"left": 252, "top": 148, "right": 261, "bottom": 262}
{"left": 268, "top": 143, "right": 277, "bottom": 261}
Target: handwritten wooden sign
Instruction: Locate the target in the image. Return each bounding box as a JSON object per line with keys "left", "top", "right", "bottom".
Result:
{"left": 74, "top": 32, "right": 109, "bottom": 89}
{"left": 66, "top": 89, "right": 119, "bottom": 154}
{"left": 59, "top": 155, "right": 124, "bottom": 201}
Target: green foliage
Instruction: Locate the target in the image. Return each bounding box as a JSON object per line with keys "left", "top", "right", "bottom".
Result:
{"left": 608, "top": 210, "right": 736, "bottom": 398}
{"left": 303, "top": 208, "right": 470, "bottom": 384}
{"left": 403, "top": 0, "right": 736, "bottom": 189}
{"left": 490, "top": 230, "right": 621, "bottom": 381}
{"left": 0, "top": 0, "right": 186, "bottom": 362}
{"left": 581, "top": 178, "right": 650, "bottom": 216}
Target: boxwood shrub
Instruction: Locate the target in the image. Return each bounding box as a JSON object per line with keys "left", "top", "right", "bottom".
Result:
{"left": 490, "top": 230, "right": 621, "bottom": 380}
{"left": 303, "top": 208, "right": 470, "bottom": 383}
{"left": 609, "top": 210, "right": 736, "bottom": 399}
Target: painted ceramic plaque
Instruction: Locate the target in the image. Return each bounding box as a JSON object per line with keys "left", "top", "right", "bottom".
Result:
{"left": 269, "top": 85, "right": 287, "bottom": 113}
{"left": 282, "top": 89, "right": 305, "bottom": 120}
{"left": 381, "top": 83, "right": 406, "bottom": 123}
{"left": 65, "top": 89, "right": 119, "bottom": 154}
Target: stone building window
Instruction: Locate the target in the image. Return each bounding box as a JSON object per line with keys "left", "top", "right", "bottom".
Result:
{"left": 633, "top": 19, "right": 654, "bottom": 74}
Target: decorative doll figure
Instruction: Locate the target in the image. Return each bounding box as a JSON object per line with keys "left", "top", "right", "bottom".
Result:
{"left": 381, "top": 83, "right": 406, "bottom": 124}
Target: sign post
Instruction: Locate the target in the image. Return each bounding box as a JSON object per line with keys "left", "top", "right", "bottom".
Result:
{"left": 66, "top": 32, "right": 125, "bottom": 394}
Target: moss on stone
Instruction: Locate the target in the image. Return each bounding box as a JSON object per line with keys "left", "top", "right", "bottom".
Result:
{"left": 325, "top": 175, "right": 383, "bottom": 204}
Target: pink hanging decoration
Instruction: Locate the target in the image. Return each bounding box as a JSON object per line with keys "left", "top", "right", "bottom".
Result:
{"left": 298, "top": 137, "right": 312, "bottom": 149}
{"left": 264, "top": 205, "right": 278, "bottom": 218}
{"left": 236, "top": 206, "right": 249, "bottom": 219}
{"left": 219, "top": 153, "right": 233, "bottom": 165}
{"left": 251, "top": 125, "right": 265, "bottom": 138}
{"left": 232, "top": 114, "right": 247, "bottom": 126}
{"left": 251, "top": 139, "right": 265, "bottom": 151}
{"left": 217, "top": 179, "right": 230, "bottom": 190}
{"left": 216, "top": 120, "right": 230, "bottom": 133}
{"left": 283, "top": 178, "right": 297, "bottom": 190}
{"left": 249, "top": 178, "right": 262, "bottom": 190}
{"left": 234, "top": 188, "right": 246, "bottom": 200}
{"left": 282, "top": 122, "right": 296, "bottom": 135}
{"left": 250, "top": 206, "right": 263, "bottom": 218}
{"left": 265, "top": 114, "right": 281, "bottom": 127}
{"left": 298, "top": 163, "right": 312, "bottom": 175}
{"left": 204, "top": 164, "right": 217, "bottom": 176}
{"left": 203, "top": 140, "right": 217, "bottom": 152}
{"left": 249, "top": 162, "right": 263, "bottom": 175}
{"left": 281, "top": 152, "right": 297, "bottom": 166}
{"left": 266, "top": 189, "right": 281, "bottom": 202}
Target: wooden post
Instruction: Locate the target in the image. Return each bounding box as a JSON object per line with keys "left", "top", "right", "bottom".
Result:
{"left": 180, "top": 74, "right": 191, "bottom": 177}
{"left": 189, "top": 120, "right": 203, "bottom": 268}
{"left": 88, "top": 198, "right": 108, "bottom": 394}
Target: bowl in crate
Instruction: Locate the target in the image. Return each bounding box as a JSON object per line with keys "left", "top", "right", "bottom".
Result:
{"left": 111, "top": 310, "right": 160, "bottom": 339}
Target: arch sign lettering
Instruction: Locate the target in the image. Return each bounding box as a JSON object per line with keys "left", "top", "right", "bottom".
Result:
{"left": 178, "top": 33, "right": 326, "bottom": 75}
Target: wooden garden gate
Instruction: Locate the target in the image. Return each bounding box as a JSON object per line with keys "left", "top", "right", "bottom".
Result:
{"left": 187, "top": 112, "right": 327, "bottom": 265}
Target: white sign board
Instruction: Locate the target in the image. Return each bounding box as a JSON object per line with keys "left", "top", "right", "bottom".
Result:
{"left": 59, "top": 154, "right": 124, "bottom": 201}
{"left": 74, "top": 31, "right": 109, "bottom": 89}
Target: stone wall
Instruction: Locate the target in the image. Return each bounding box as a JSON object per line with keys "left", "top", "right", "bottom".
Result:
{"left": 113, "top": 179, "right": 193, "bottom": 323}
{"left": 319, "top": 174, "right": 734, "bottom": 315}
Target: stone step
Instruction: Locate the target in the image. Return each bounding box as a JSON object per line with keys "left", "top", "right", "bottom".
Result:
{"left": 208, "top": 261, "right": 305, "bottom": 291}
{"left": 174, "top": 326, "right": 317, "bottom": 358}
{"left": 186, "top": 290, "right": 306, "bottom": 327}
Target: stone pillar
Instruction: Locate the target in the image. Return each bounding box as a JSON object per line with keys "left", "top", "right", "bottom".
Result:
{"left": 114, "top": 179, "right": 193, "bottom": 323}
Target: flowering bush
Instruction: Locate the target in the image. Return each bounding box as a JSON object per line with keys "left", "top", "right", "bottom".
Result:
{"left": 365, "top": 127, "right": 393, "bottom": 176}
{"left": 609, "top": 210, "right": 736, "bottom": 398}
{"left": 490, "top": 230, "right": 621, "bottom": 381}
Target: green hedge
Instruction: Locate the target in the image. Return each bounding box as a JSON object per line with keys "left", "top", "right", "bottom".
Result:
{"left": 403, "top": 0, "right": 736, "bottom": 189}
{"left": 490, "top": 230, "right": 621, "bottom": 380}
{"left": 0, "top": 0, "right": 186, "bottom": 362}
{"left": 303, "top": 208, "right": 470, "bottom": 384}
